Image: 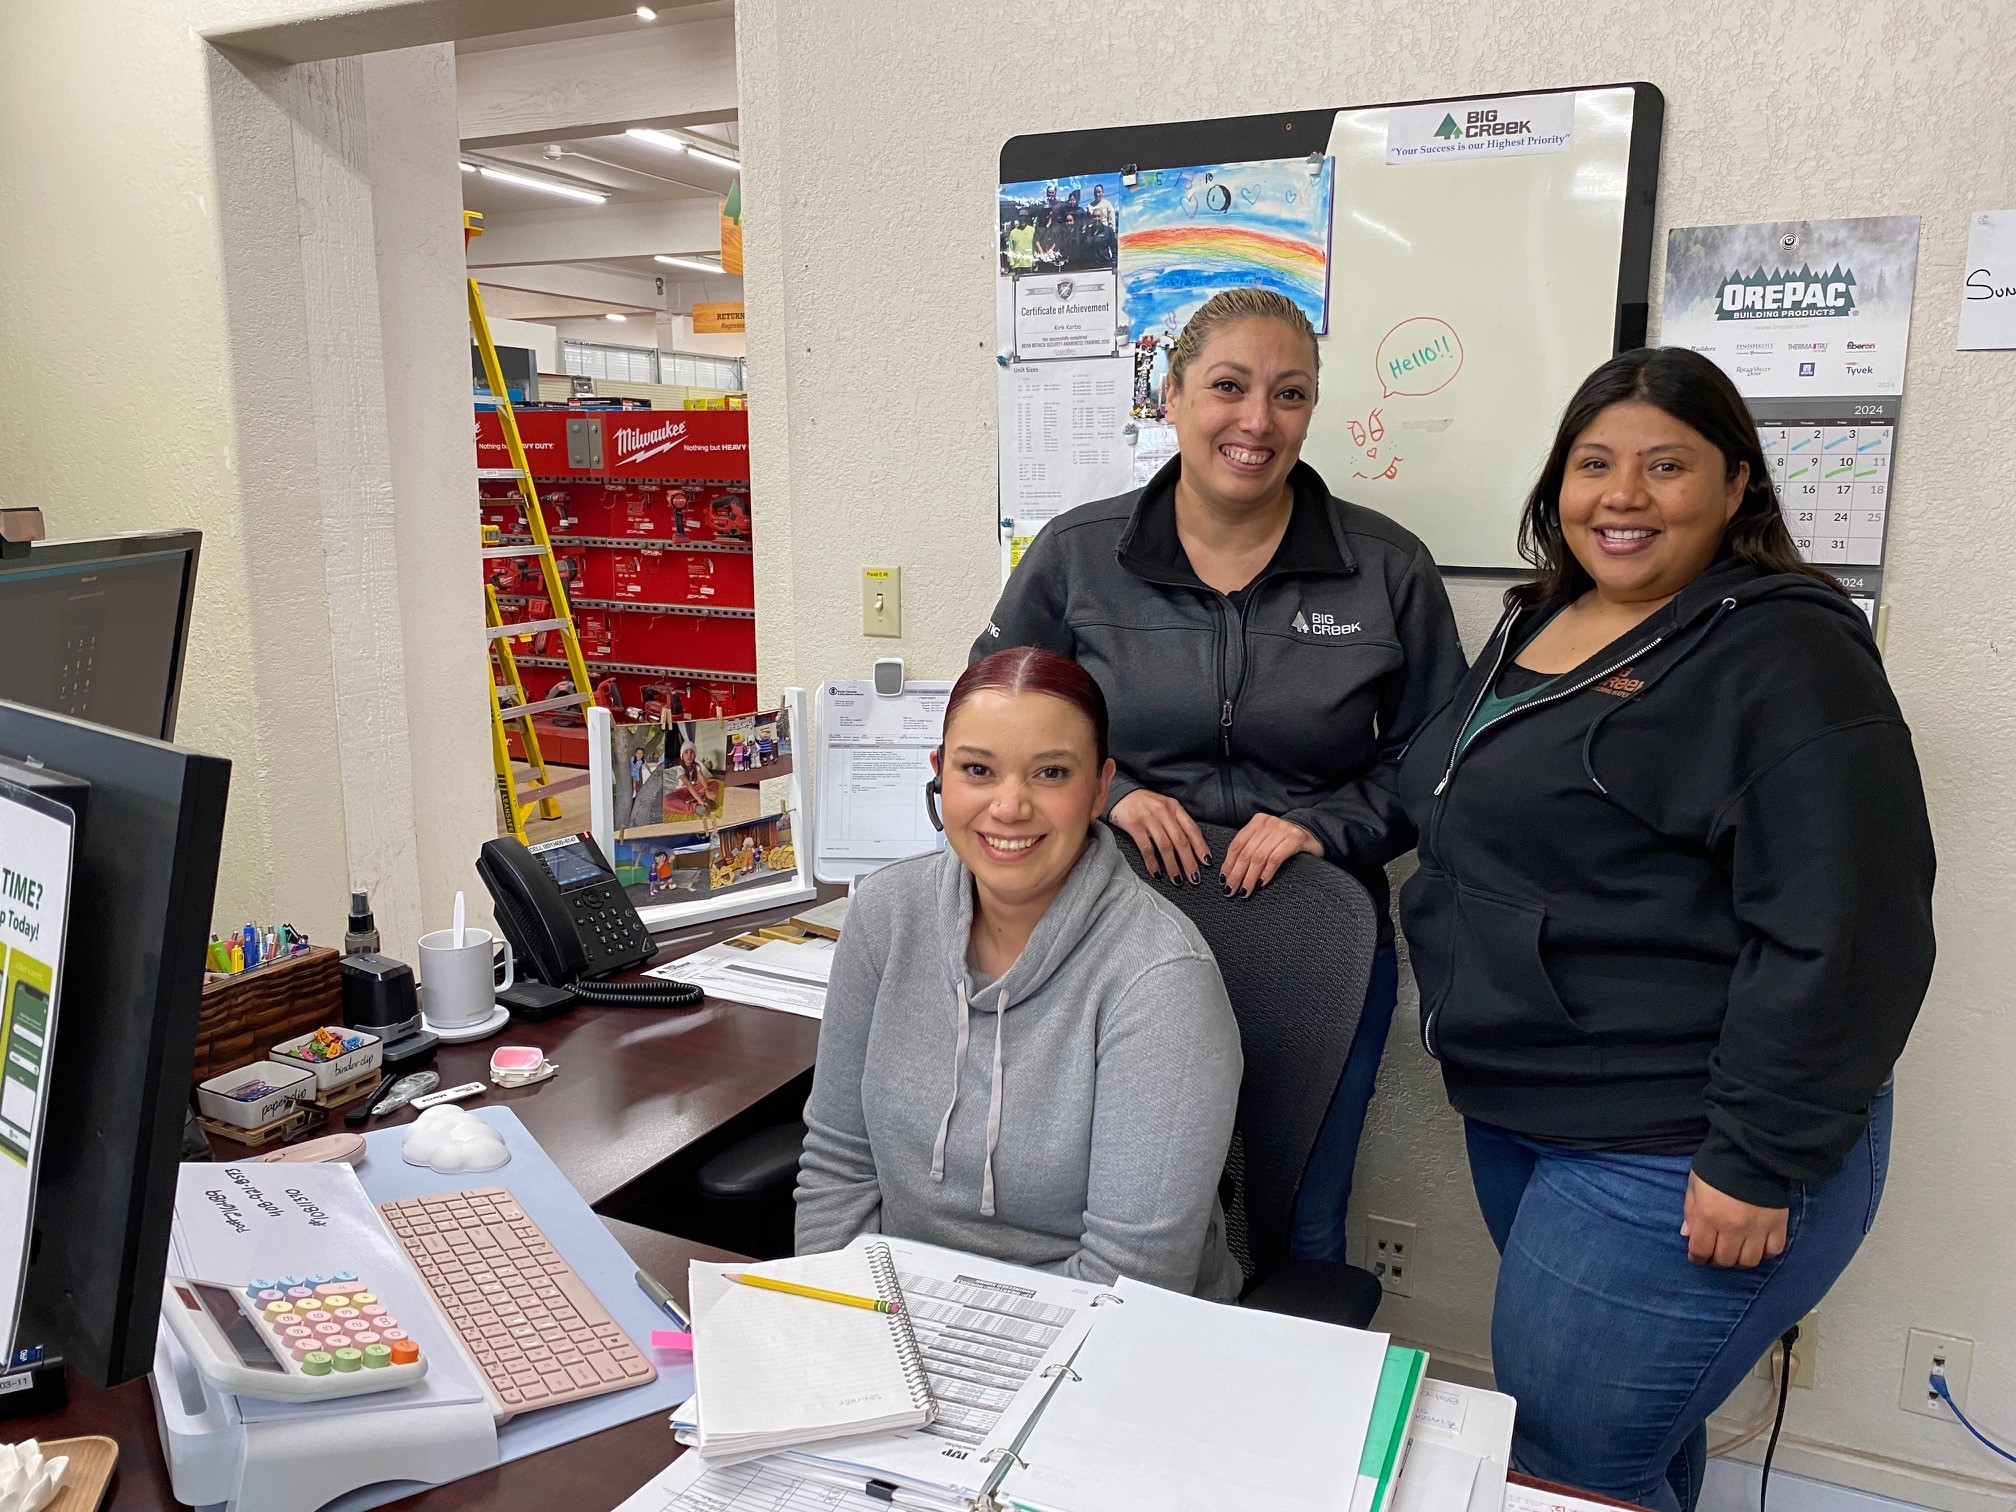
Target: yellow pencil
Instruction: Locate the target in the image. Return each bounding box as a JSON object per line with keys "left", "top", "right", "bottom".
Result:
{"left": 724, "top": 1272, "right": 898, "bottom": 1314}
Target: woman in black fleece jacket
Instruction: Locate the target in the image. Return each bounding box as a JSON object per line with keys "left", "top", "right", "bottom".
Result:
{"left": 1396, "top": 348, "right": 1934, "bottom": 1512}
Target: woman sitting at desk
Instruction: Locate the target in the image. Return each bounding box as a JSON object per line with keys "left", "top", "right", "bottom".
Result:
{"left": 794, "top": 647, "right": 1244, "bottom": 1299}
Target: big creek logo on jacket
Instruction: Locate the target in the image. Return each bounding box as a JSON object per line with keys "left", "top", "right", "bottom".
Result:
{"left": 1291, "top": 610, "right": 1361, "bottom": 638}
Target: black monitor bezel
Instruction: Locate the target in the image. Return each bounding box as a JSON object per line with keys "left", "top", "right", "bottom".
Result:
{"left": 0, "top": 530, "right": 204, "bottom": 742}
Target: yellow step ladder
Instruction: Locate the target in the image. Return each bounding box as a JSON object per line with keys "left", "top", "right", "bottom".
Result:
{"left": 468, "top": 224, "right": 595, "bottom": 842}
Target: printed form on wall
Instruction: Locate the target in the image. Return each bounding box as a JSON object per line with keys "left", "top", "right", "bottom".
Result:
{"left": 997, "top": 358, "right": 1135, "bottom": 572}
{"left": 1663, "top": 215, "right": 1922, "bottom": 620}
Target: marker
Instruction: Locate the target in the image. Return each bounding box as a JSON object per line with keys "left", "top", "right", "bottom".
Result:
{"left": 228, "top": 939, "right": 245, "bottom": 974}
{"left": 634, "top": 1268, "right": 690, "bottom": 1331}
{"left": 243, "top": 924, "right": 261, "bottom": 970}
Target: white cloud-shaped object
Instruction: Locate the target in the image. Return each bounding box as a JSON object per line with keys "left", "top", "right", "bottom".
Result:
{"left": 0, "top": 1439, "right": 67, "bottom": 1512}
{"left": 400, "top": 1106, "right": 510, "bottom": 1173}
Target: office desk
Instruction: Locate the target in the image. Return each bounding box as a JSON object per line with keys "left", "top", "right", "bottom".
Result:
{"left": 27, "top": 899, "right": 1646, "bottom": 1511}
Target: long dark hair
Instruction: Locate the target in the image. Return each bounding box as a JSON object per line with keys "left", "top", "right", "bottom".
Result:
{"left": 1508, "top": 347, "right": 1847, "bottom": 609}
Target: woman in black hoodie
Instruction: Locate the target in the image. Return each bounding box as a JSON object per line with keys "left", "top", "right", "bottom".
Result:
{"left": 1397, "top": 348, "right": 1934, "bottom": 1512}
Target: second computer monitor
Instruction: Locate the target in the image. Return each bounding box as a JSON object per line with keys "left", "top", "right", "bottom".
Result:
{"left": 0, "top": 700, "right": 229, "bottom": 1386}
{"left": 0, "top": 531, "right": 202, "bottom": 742}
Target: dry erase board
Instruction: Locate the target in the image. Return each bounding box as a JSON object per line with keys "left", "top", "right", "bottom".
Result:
{"left": 995, "top": 84, "right": 1664, "bottom": 572}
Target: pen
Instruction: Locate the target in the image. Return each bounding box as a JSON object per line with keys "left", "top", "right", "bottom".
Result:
{"left": 634, "top": 1268, "right": 690, "bottom": 1330}
{"left": 723, "top": 1273, "right": 897, "bottom": 1314}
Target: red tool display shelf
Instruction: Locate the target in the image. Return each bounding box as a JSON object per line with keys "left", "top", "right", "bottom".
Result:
{"left": 479, "top": 410, "right": 758, "bottom": 767}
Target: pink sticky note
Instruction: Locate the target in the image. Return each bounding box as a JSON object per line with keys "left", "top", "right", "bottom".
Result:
{"left": 650, "top": 1330, "right": 693, "bottom": 1352}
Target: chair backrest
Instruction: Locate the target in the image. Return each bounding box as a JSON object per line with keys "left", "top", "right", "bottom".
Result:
{"left": 1111, "top": 821, "right": 1378, "bottom": 1286}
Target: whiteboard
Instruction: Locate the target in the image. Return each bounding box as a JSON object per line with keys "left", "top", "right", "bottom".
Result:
{"left": 1300, "top": 88, "right": 1646, "bottom": 568}
{"left": 995, "top": 85, "right": 1661, "bottom": 572}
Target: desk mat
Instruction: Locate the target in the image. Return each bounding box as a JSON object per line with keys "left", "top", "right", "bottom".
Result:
{"left": 325, "top": 1106, "right": 692, "bottom": 1510}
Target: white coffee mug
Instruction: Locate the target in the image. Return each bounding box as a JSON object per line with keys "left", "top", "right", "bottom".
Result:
{"left": 418, "top": 927, "right": 514, "bottom": 1029}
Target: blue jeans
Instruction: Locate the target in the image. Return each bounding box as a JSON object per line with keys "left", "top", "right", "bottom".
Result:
{"left": 1290, "top": 946, "right": 1399, "bottom": 1261}
{"left": 1466, "top": 1084, "right": 1892, "bottom": 1512}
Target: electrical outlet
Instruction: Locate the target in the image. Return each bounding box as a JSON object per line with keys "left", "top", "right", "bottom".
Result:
{"left": 1752, "top": 1309, "right": 1819, "bottom": 1388}
{"left": 1364, "top": 1216, "right": 1416, "bottom": 1297}
{"left": 1901, "top": 1329, "right": 1973, "bottom": 1419}
{"left": 861, "top": 565, "right": 901, "bottom": 637}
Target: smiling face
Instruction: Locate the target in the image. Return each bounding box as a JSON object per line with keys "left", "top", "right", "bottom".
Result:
{"left": 1167, "top": 317, "right": 1317, "bottom": 514}
{"left": 1559, "top": 400, "right": 1747, "bottom": 604}
{"left": 936, "top": 689, "right": 1114, "bottom": 915}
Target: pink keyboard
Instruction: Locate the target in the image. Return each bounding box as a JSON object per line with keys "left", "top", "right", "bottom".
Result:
{"left": 377, "top": 1187, "right": 655, "bottom": 1419}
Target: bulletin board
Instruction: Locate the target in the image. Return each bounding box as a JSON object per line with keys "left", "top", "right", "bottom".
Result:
{"left": 996, "top": 84, "right": 1664, "bottom": 571}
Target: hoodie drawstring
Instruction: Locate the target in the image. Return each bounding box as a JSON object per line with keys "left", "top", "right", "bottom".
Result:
{"left": 930, "top": 979, "right": 973, "bottom": 1187}
{"left": 982, "top": 1001, "right": 1005, "bottom": 1218}
{"left": 1582, "top": 597, "right": 1739, "bottom": 793}
{"left": 928, "top": 975, "right": 1010, "bottom": 1218}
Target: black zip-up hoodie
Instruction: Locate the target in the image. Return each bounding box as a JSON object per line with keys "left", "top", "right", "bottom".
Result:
{"left": 976, "top": 459, "right": 1466, "bottom": 933}
{"left": 1396, "top": 558, "right": 1935, "bottom": 1206}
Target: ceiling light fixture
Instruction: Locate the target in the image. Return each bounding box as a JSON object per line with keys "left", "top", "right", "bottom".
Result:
{"left": 682, "top": 146, "right": 741, "bottom": 173}
{"left": 476, "top": 166, "right": 607, "bottom": 205}
{"left": 605, "top": 312, "right": 629, "bottom": 322}
{"left": 654, "top": 255, "right": 725, "bottom": 274}
{"left": 459, "top": 161, "right": 477, "bottom": 173}
{"left": 623, "top": 127, "right": 686, "bottom": 155}
{"left": 636, "top": 6, "right": 657, "bottom": 18}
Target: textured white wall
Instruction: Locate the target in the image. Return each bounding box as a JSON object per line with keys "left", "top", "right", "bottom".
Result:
{"left": 0, "top": 6, "right": 495, "bottom": 958}
{"left": 738, "top": 2, "right": 2016, "bottom": 1503}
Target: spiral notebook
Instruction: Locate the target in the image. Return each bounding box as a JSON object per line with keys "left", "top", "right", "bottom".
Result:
{"left": 686, "top": 1244, "right": 935, "bottom": 1463}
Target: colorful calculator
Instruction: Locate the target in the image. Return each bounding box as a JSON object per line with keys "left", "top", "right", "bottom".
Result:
{"left": 162, "top": 1271, "right": 428, "bottom": 1401}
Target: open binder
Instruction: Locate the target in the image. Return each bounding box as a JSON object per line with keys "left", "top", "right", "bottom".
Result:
{"left": 966, "top": 1275, "right": 1392, "bottom": 1512}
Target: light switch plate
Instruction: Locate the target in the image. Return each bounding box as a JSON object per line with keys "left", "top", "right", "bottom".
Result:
{"left": 862, "top": 565, "right": 901, "bottom": 637}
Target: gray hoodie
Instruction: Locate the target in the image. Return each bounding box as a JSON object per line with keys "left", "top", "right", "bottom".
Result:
{"left": 794, "top": 823, "right": 1245, "bottom": 1300}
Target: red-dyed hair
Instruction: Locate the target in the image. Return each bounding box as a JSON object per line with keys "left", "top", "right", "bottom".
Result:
{"left": 945, "top": 647, "right": 1109, "bottom": 764}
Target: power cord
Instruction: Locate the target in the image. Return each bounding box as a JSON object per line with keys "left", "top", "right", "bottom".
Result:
{"left": 1931, "top": 1366, "right": 2016, "bottom": 1467}
{"left": 1758, "top": 1322, "right": 1799, "bottom": 1512}
{"left": 1707, "top": 1331, "right": 1800, "bottom": 1459}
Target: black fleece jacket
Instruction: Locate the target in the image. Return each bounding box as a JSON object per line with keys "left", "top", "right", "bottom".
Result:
{"left": 976, "top": 459, "right": 1466, "bottom": 932}
{"left": 1396, "top": 559, "right": 1936, "bottom": 1205}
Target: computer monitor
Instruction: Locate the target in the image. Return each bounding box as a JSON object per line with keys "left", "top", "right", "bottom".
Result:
{"left": 0, "top": 531, "right": 203, "bottom": 742}
{"left": 0, "top": 701, "right": 229, "bottom": 1386}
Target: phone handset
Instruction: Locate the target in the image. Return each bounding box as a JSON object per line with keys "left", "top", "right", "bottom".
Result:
{"left": 477, "top": 835, "right": 702, "bottom": 1008}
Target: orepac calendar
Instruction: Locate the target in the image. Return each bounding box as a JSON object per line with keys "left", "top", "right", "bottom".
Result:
{"left": 1663, "top": 215, "right": 1922, "bottom": 620}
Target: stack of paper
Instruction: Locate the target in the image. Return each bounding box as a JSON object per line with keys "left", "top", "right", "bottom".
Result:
{"left": 1391, "top": 1377, "right": 1516, "bottom": 1512}
{"left": 684, "top": 1246, "right": 935, "bottom": 1463}
{"left": 647, "top": 937, "right": 832, "bottom": 1017}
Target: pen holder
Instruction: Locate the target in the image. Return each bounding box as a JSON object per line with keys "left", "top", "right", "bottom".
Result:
{"left": 191, "top": 947, "right": 342, "bottom": 1087}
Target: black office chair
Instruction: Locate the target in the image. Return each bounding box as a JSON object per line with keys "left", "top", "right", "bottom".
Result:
{"left": 1111, "top": 821, "right": 1387, "bottom": 1329}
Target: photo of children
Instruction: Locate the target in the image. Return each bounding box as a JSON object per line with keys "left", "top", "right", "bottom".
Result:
{"left": 613, "top": 834, "right": 712, "bottom": 900}
{"left": 661, "top": 717, "right": 728, "bottom": 820}
{"left": 721, "top": 708, "right": 794, "bottom": 786}
{"left": 708, "top": 811, "right": 796, "bottom": 894}
{"left": 611, "top": 721, "right": 667, "bottom": 832}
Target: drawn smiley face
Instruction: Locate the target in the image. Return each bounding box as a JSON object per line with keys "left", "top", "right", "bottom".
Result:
{"left": 1348, "top": 408, "right": 1403, "bottom": 482}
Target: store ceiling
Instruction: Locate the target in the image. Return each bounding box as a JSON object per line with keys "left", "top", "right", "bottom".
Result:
{"left": 460, "top": 122, "right": 740, "bottom": 216}
{"left": 457, "top": 4, "right": 739, "bottom": 324}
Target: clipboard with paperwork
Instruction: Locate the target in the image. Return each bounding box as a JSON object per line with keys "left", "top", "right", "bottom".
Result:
{"left": 813, "top": 679, "right": 951, "bottom": 883}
